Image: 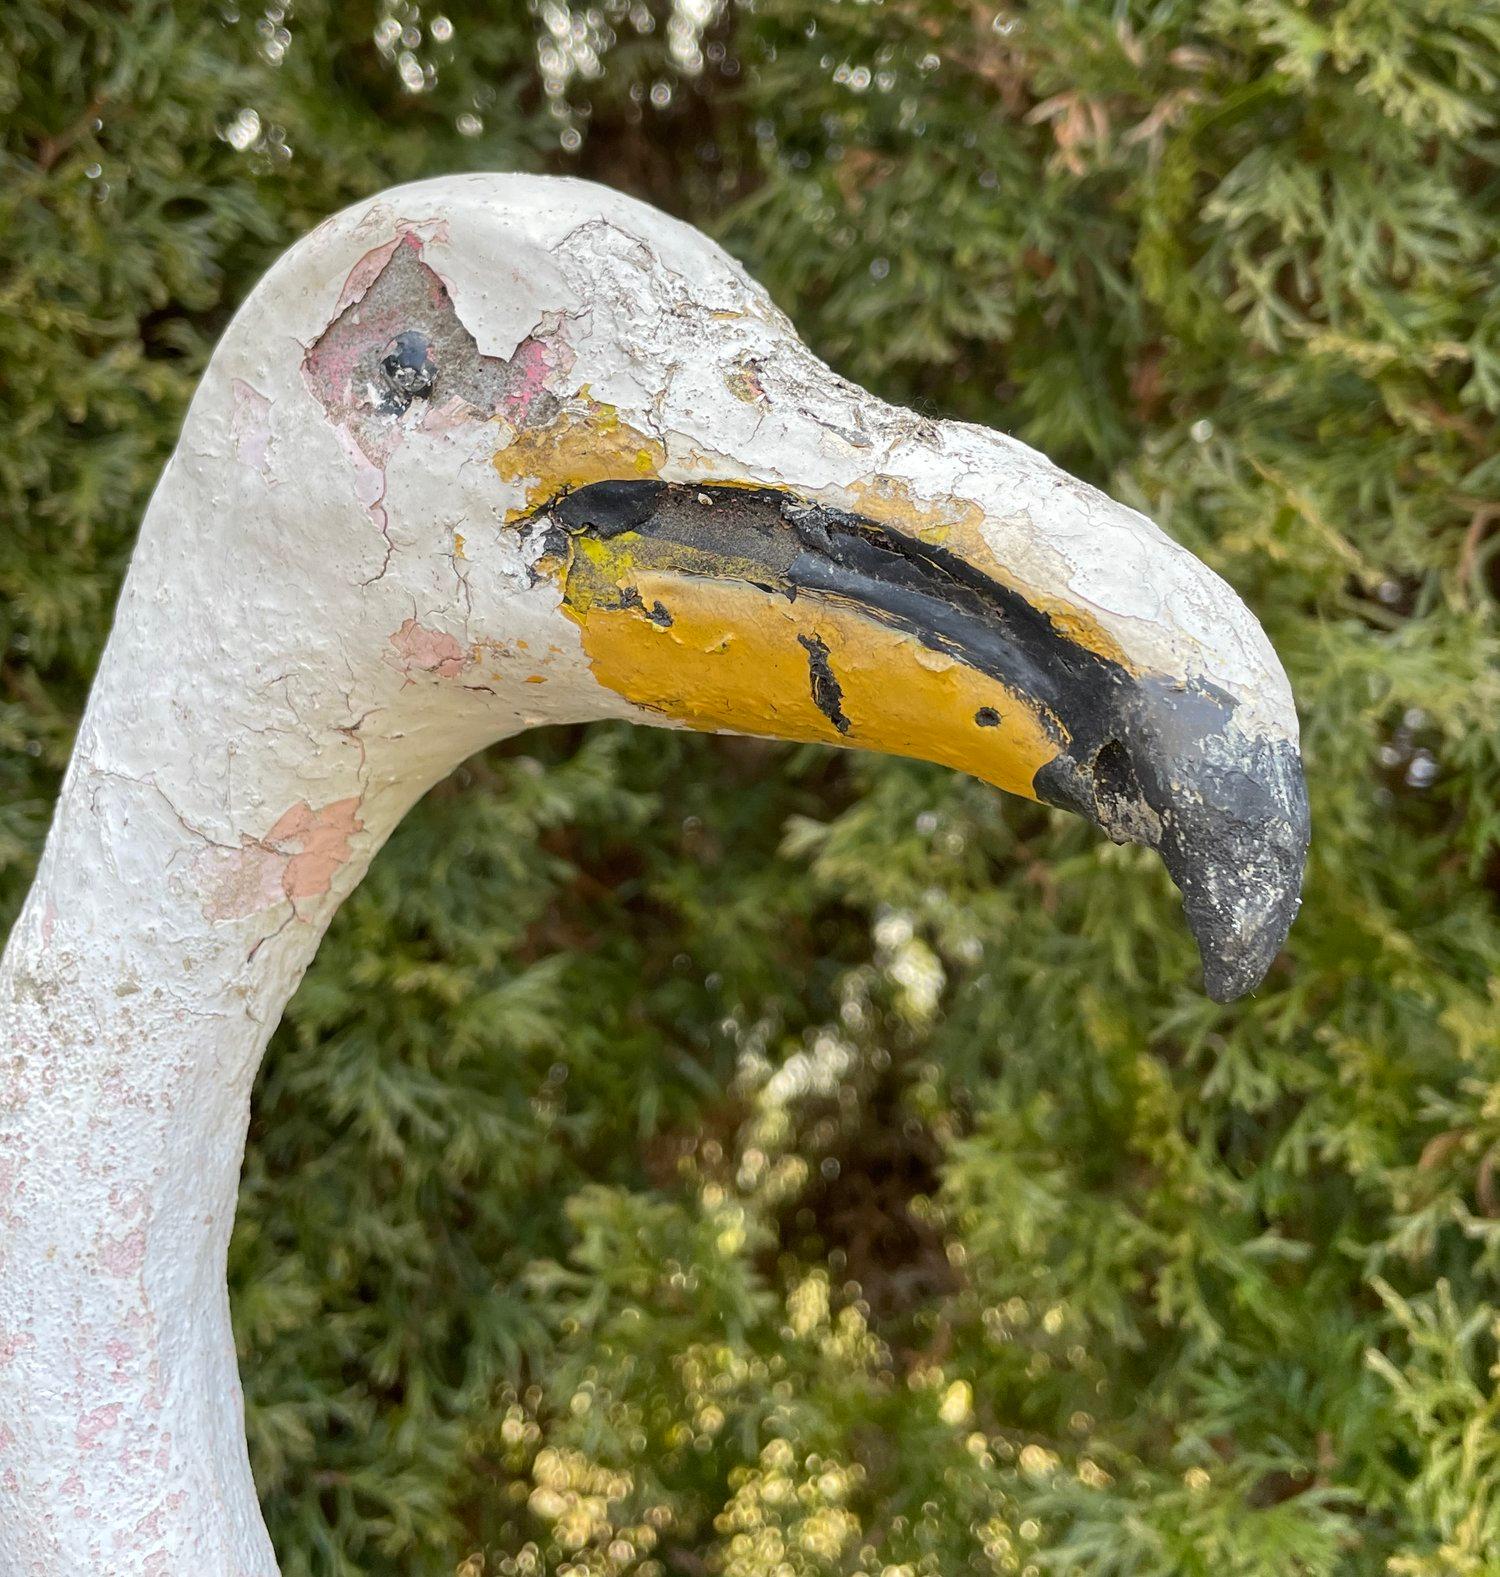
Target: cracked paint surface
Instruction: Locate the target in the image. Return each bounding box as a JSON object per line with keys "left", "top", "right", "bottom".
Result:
{"left": 0, "top": 173, "right": 1306, "bottom": 1575}
{"left": 304, "top": 229, "right": 575, "bottom": 553}
{"left": 195, "top": 797, "right": 364, "bottom": 922}
{"left": 492, "top": 398, "right": 665, "bottom": 520}
{"left": 387, "top": 617, "right": 467, "bottom": 679}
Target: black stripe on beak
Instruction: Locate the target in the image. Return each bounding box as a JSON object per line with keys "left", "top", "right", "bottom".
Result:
{"left": 535, "top": 480, "right": 1309, "bottom": 1000}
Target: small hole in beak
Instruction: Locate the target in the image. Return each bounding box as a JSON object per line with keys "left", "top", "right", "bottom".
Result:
{"left": 1092, "top": 738, "right": 1139, "bottom": 804}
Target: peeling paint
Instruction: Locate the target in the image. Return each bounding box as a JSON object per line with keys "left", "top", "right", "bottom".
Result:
{"left": 847, "top": 476, "right": 1129, "bottom": 665}
{"left": 267, "top": 797, "right": 364, "bottom": 901}
{"left": 492, "top": 400, "right": 665, "bottom": 521}
{"left": 798, "top": 632, "right": 850, "bottom": 734}
{"left": 230, "top": 380, "right": 275, "bottom": 480}
{"left": 0, "top": 173, "right": 1307, "bottom": 1575}
{"left": 387, "top": 617, "right": 466, "bottom": 678}
{"left": 195, "top": 797, "right": 364, "bottom": 921}
{"left": 305, "top": 233, "right": 576, "bottom": 542}
{"left": 724, "top": 359, "right": 767, "bottom": 405}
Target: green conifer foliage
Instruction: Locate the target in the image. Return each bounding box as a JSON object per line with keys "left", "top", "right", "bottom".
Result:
{"left": 3, "top": 3, "right": 1498, "bottom": 1572}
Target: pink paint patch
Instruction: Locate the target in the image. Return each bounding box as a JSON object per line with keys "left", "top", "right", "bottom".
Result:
{"left": 196, "top": 797, "right": 365, "bottom": 920}
{"left": 0, "top": 1332, "right": 35, "bottom": 1368}
{"left": 388, "top": 617, "right": 466, "bottom": 679}
{"left": 76, "top": 1404, "right": 122, "bottom": 1450}
{"left": 99, "top": 1225, "right": 147, "bottom": 1278}
{"left": 418, "top": 393, "right": 479, "bottom": 437}
{"left": 500, "top": 334, "right": 566, "bottom": 425}
{"left": 230, "top": 379, "right": 274, "bottom": 479}
{"left": 264, "top": 796, "right": 365, "bottom": 901}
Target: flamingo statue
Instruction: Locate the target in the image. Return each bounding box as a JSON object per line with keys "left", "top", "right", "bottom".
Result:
{"left": 0, "top": 175, "right": 1307, "bottom": 1572}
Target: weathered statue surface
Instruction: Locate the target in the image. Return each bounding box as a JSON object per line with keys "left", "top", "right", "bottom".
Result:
{"left": 0, "top": 175, "right": 1306, "bottom": 1571}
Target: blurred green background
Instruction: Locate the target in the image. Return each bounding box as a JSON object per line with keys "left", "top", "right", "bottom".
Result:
{"left": 3, "top": 2, "right": 1499, "bottom": 1572}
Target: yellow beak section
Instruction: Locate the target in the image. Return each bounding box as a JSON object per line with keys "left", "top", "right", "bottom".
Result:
{"left": 535, "top": 501, "right": 1064, "bottom": 802}
{"left": 522, "top": 478, "right": 1312, "bottom": 1005}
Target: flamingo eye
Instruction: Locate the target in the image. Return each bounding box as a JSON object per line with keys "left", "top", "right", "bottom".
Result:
{"left": 380, "top": 331, "right": 437, "bottom": 400}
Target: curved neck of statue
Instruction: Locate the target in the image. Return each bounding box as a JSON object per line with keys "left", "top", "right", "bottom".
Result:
{"left": 0, "top": 426, "right": 534, "bottom": 1569}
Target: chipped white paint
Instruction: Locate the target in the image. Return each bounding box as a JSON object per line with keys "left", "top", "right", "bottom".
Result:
{"left": 0, "top": 175, "right": 1301, "bottom": 1571}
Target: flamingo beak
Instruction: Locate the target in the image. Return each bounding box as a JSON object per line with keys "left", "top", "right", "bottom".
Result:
{"left": 527, "top": 479, "right": 1309, "bottom": 1001}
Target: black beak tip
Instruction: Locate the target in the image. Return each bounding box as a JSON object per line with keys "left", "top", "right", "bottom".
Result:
{"left": 1038, "top": 719, "right": 1311, "bottom": 1003}
{"left": 1198, "top": 929, "right": 1290, "bottom": 1005}
{"left": 1173, "top": 755, "right": 1311, "bottom": 1004}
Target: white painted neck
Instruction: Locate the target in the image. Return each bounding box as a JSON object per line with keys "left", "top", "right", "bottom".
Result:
{"left": 0, "top": 476, "right": 491, "bottom": 1571}
{"left": 0, "top": 786, "right": 342, "bottom": 1572}
{"left": 0, "top": 228, "right": 581, "bottom": 1554}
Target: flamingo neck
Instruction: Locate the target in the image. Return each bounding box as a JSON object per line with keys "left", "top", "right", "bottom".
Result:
{"left": 0, "top": 673, "right": 427, "bottom": 1572}
{"left": 0, "top": 459, "right": 507, "bottom": 1571}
